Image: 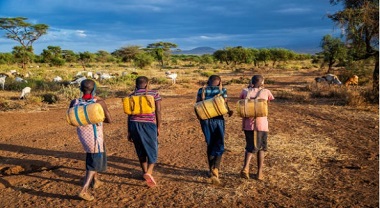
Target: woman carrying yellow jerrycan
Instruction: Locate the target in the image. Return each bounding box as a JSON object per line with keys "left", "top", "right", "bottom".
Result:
{"left": 237, "top": 75, "right": 274, "bottom": 180}
{"left": 194, "top": 75, "right": 233, "bottom": 185}
{"left": 122, "top": 76, "right": 162, "bottom": 188}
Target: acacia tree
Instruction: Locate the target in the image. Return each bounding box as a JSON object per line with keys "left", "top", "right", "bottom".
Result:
{"left": 320, "top": 35, "right": 347, "bottom": 73}
{"left": 213, "top": 49, "right": 229, "bottom": 65}
{"left": 329, "top": 0, "right": 379, "bottom": 96}
{"left": 146, "top": 42, "right": 178, "bottom": 67}
{"left": 0, "top": 17, "right": 49, "bottom": 69}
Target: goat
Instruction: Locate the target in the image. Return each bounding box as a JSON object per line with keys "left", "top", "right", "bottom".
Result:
{"left": 75, "top": 71, "right": 87, "bottom": 77}
{"left": 100, "top": 73, "right": 114, "bottom": 81}
{"left": 315, "top": 77, "right": 327, "bottom": 83}
{"left": 315, "top": 74, "right": 342, "bottom": 86}
{"left": 15, "top": 77, "right": 28, "bottom": 83}
{"left": 121, "top": 71, "right": 128, "bottom": 76}
{"left": 20, "top": 87, "right": 31, "bottom": 99}
{"left": 70, "top": 76, "right": 86, "bottom": 85}
{"left": 0, "top": 75, "right": 6, "bottom": 90}
{"left": 93, "top": 73, "right": 100, "bottom": 80}
{"left": 165, "top": 71, "right": 172, "bottom": 75}
{"left": 87, "top": 71, "right": 93, "bottom": 78}
{"left": 10, "top": 70, "right": 17, "bottom": 75}
{"left": 166, "top": 73, "right": 178, "bottom": 84}
{"left": 323, "top": 74, "right": 342, "bottom": 85}
{"left": 344, "top": 75, "right": 359, "bottom": 87}
{"left": 53, "top": 76, "right": 63, "bottom": 82}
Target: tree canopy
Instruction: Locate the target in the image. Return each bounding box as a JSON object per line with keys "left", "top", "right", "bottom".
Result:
{"left": 0, "top": 17, "right": 49, "bottom": 68}
{"left": 329, "top": 0, "right": 379, "bottom": 95}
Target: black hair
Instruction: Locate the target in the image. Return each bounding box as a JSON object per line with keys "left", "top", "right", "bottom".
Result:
{"left": 135, "top": 76, "right": 149, "bottom": 89}
{"left": 80, "top": 79, "right": 95, "bottom": 93}
{"left": 207, "top": 75, "right": 221, "bottom": 86}
{"left": 251, "top": 75, "right": 264, "bottom": 88}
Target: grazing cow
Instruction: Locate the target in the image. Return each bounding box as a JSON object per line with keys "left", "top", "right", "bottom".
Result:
{"left": 344, "top": 75, "right": 359, "bottom": 87}
{"left": 20, "top": 87, "right": 31, "bottom": 99}
{"left": 167, "top": 73, "right": 178, "bottom": 84}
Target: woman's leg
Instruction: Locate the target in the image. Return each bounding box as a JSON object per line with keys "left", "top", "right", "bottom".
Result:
{"left": 257, "top": 150, "right": 265, "bottom": 180}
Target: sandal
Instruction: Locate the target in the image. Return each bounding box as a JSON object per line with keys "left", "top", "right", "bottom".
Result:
{"left": 78, "top": 192, "right": 94, "bottom": 201}
{"left": 143, "top": 173, "right": 157, "bottom": 188}
{"left": 91, "top": 179, "right": 103, "bottom": 189}
{"left": 240, "top": 170, "right": 249, "bottom": 179}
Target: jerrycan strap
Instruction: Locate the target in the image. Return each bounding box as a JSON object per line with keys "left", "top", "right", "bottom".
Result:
{"left": 77, "top": 98, "right": 101, "bottom": 155}
{"left": 201, "top": 83, "right": 223, "bottom": 101}
{"left": 246, "top": 88, "right": 263, "bottom": 100}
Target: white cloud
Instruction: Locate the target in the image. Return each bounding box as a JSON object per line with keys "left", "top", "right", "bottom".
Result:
{"left": 275, "top": 7, "right": 311, "bottom": 14}
{"left": 39, "top": 28, "right": 88, "bottom": 42}
{"left": 75, "top": 30, "right": 87, "bottom": 38}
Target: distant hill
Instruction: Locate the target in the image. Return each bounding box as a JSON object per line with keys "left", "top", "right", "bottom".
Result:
{"left": 172, "top": 47, "right": 217, "bottom": 55}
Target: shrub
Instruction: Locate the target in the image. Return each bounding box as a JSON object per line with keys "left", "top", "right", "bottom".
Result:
{"left": 200, "top": 71, "right": 214, "bottom": 77}
{"left": 150, "top": 77, "right": 168, "bottom": 85}
{"left": 59, "top": 85, "right": 80, "bottom": 101}
{"left": 0, "top": 98, "right": 23, "bottom": 111}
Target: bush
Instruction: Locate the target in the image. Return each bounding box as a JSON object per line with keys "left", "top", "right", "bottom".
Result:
{"left": 0, "top": 98, "right": 23, "bottom": 111}
{"left": 150, "top": 77, "right": 168, "bottom": 85}
{"left": 59, "top": 85, "right": 80, "bottom": 101}
{"left": 200, "top": 71, "right": 214, "bottom": 77}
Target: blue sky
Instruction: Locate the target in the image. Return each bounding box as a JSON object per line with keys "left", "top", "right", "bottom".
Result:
{"left": 0, "top": 0, "right": 342, "bottom": 54}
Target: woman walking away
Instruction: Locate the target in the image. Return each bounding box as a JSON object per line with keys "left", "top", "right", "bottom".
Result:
{"left": 69, "top": 79, "right": 112, "bottom": 201}
{"left": 239, "top": 75, "right": 274, "bottom": 180}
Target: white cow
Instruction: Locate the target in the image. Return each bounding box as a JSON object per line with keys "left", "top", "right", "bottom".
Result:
{"left": 20, "top": 87, "right": 31, "bottom": 99}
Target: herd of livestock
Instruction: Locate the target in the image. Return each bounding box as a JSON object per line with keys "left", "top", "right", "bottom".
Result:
{"left": 0, "top": 69, "right": 179, "bottom": 99}
{"left": 0, "top": 68, "right": 358, "bottom": 100}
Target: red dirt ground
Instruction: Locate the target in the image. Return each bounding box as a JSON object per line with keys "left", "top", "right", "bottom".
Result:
{"left": 0, "top": 69, "right": 378, "bottom": 207}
